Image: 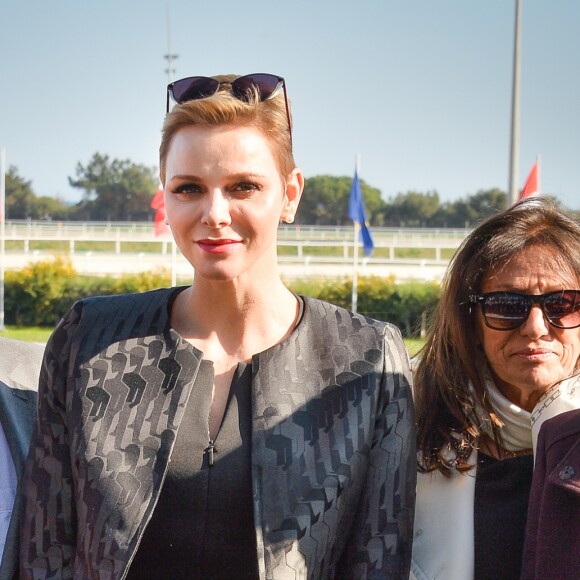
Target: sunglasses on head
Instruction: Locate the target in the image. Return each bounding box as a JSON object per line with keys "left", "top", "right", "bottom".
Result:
{"left": 469, "top": 290, "right": 580, "bottom": 331}
{"left": 166, "top": 73, "right": 292, "bottom": 144}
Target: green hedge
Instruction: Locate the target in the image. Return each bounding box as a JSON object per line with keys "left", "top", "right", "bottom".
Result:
{"left": 287, "top": 276, "right": 440, "bottom": 337}
{"left": 5, "top": 256, "right": 171, "bottom": 327}
{"left": 5, "top": 258, "right": 440, "bottom": 337}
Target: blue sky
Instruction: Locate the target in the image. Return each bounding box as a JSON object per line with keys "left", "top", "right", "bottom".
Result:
{"left": 1, "top": 0, "right": 579, "bottom": 209}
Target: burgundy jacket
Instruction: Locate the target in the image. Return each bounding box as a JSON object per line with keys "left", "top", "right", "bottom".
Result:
{"left": 521, "top": 409, "right": 580, "bottom": 580}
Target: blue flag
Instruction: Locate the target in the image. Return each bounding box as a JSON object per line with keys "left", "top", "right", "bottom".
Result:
{"left": 348, "top": 168, "right": 374, "bottom": 256}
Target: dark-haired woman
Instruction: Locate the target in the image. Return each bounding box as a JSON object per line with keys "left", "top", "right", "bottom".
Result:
{"left": 411, "top": 197, "right": 580, "bottom": 580}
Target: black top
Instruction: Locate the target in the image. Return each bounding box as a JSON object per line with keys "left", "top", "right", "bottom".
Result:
{"left": 127, "top": 360, "right": 258, "bottom": 579}
{"left": 474, "top": 452, "right": 534, "bottom": 580}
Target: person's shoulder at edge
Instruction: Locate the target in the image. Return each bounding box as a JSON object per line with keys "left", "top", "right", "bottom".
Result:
{"left": 0, "top": 337, "right": 44, "bottom": 355}
{"left": 0, "top": 338, "right": 44, "bottom": 391}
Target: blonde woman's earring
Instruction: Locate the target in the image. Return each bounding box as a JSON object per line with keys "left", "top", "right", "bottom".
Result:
{"left": 285, "top": 215, "right": 295, "bottom": 224}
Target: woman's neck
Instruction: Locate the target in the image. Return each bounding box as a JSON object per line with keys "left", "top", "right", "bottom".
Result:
{"left": 490, "top": 371, "right": 546, "bottom": 413}
{"left": 170, "top": 279, "right": 300, "bottom": 362}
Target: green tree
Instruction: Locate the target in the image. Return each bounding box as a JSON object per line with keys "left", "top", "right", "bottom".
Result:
{"left": 385, "top": 191, "right": 440, "bottom": 227}
{"left": 5, "top": 166, "right": 72, "bottom": 220}
{"left": 431, "top": 188, "right": 507, "bottom": 228}
{"left": 69, "top": 153, "right": 158, "bottom": 221}
{"left": 34, "top": 195, "right": 72, "bottom": 220}
{"left": 299, "top": 175, "right": 384, "bottom": 225}
{"left": 5, "top": 166, "right": 37, "bottom": 219}
{"left": 465, "top": 188, "right": 507, "bottom": 222}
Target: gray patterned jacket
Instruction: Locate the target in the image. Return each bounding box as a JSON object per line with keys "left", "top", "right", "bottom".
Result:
{"left": 19, "top": 288, "right": 415, "bottom": 579}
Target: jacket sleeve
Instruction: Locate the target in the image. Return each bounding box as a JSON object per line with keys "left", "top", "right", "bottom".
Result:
{"left": 19, "top": 304, "right": 82, "bottom": 579}
{"left": 339, "top": 323, "right": 416, "bottom": 579}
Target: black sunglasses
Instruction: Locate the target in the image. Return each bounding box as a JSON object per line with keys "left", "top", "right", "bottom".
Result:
{"left": 469, "top": 290, "right": 580, "bottom": 331}
{"left": 166, "top": 73, "right": 292, "bottom": 144}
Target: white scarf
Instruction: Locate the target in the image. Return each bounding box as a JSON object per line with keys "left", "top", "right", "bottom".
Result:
{"left": 476, "top": 372, "right": 580, "bottom": 456}
{"left": 476, "top": 375, "right": 533, "bottom": 451}
{"left": 411, "top": 372, "right": 580, "bottom": 580}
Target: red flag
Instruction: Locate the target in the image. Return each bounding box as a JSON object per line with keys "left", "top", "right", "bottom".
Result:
{"left": 519, "top": 159, "right": 540, "bottom": 200}
{"left": 151, "top": 186, "right": 168, "bottom": 236}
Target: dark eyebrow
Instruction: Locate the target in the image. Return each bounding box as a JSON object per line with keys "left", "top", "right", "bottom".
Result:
{"left": 167, "top": 174, "right": 203, "bottom": 182}
{"left": 226, "top": 172, "right": 267, "bottom": 181}
{"left": 167, "top": 173, "right": 266, "bottom": 184}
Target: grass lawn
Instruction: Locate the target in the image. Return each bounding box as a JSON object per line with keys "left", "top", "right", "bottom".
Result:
{"left": 0, "top": 326, "right": 54, "bottom": 343}
{"left": 404, "top": 338, "right": 424, "bottom": 358}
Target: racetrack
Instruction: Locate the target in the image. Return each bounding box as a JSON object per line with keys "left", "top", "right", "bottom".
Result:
{"left": 3, "top": 250, "right": 448, "bottom": 282}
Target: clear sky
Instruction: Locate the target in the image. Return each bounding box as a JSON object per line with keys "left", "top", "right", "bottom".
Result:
{"left": 1, "top": 0, "right": 579, "bottom": 209}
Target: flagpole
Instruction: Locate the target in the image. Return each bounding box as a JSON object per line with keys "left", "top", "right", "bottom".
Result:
{"left": 164, "top": 3, "right": 178, "bottom": 83}
{"left": 508, "top": 0, "right": 522, "bottom": 206}
{"left": 537, "top": 154, "right": 541, "bottom": 195}
{"left": 171, "top": 238, "right": 177, "bottom": 287}
{"left": 0, "top": 147, "right": 6, "bottom": 331}
{"left": 352, "top": 219, "right": 358, "bottom": 313}
{"left": 351, "top": 155, "right": 361, "bottom": 313}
